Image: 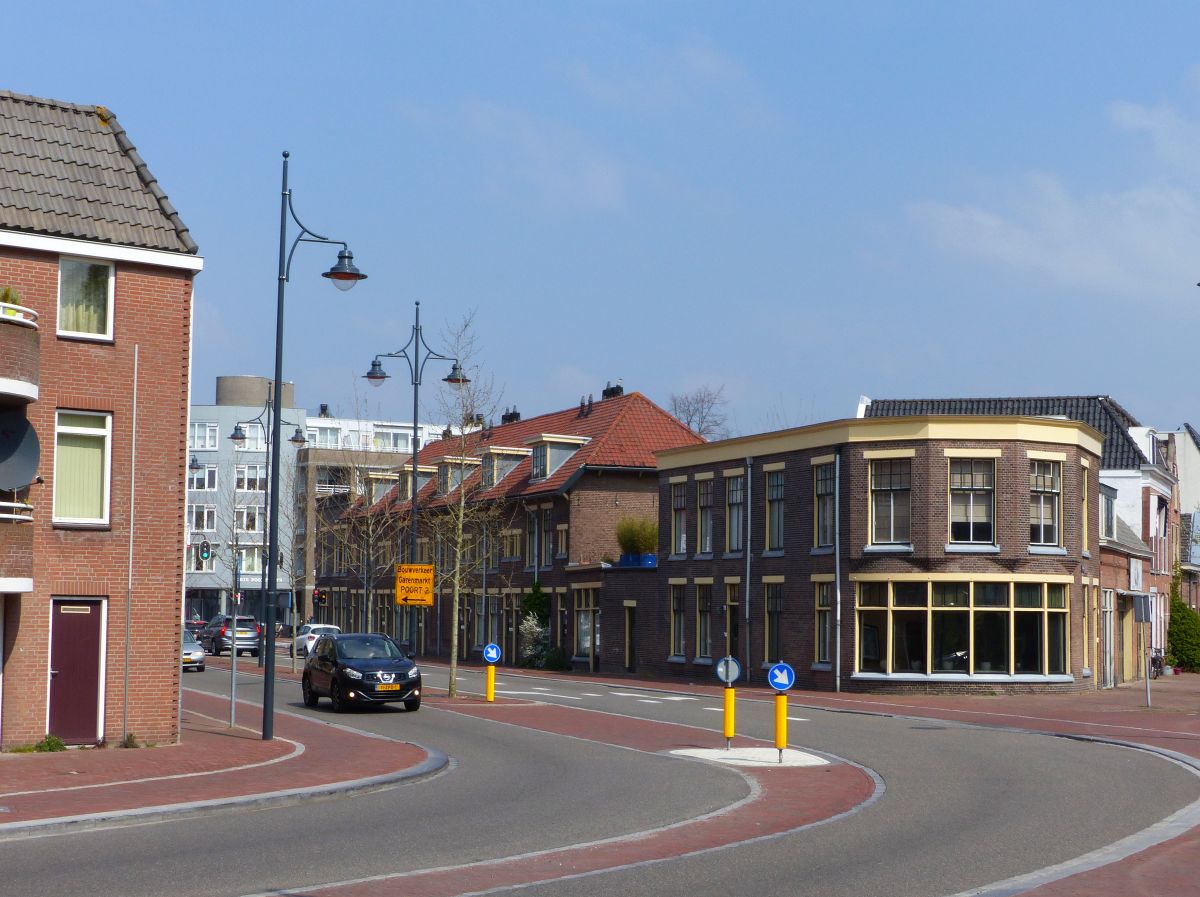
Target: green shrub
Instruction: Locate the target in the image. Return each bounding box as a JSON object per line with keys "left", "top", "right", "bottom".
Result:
{"left": 1167, "top": 595, "right": 1200, "bottom": 672}
{"left": 34, "top": 734, "right": 66, "bottom": 752}
{"left": 542, "top": 645, "right": 573, "bottom": 671}
{"left": 521, "top": 583, "right": 549, "bottom": 626}
{"left": 120, "top": 733, "right": 141, "bottom": 749}
{"left": 616, "top": 516, "right": 658, "bottom": 555}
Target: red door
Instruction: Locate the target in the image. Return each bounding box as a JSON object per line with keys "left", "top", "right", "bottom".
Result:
{"left": 49, "top": 600, "right": 104, "bottom": 744}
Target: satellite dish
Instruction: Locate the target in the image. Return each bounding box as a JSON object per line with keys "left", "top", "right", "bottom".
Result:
{"left": 0, "top": 411, "right": 40, "bottom": 490}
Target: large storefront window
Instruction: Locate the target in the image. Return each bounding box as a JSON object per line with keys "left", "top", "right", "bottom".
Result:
{"left": 856, "top": 580, "right": 1071, "bottom": 677}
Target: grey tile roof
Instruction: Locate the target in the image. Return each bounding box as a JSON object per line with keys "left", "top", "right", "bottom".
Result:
{"left": 1111, "top": 514, "right": 1153, "bottom": 559}
{"left": 863, "top": 395, "right": 1146, "bottom": 470}
{"left": 0, "top": 90, "right": 197, "bottom": 254}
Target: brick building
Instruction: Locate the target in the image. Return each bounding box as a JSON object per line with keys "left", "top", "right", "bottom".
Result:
{"left": 312, "top": 386, "right": 702, "bottom": 666}
{"left": 647, "top": 414, "right": 1101, "bottom": 693}
{"left": 0, "top": 91, "right": 201, "bottom": 747}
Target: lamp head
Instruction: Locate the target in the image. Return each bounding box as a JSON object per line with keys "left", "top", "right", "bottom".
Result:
{"left": 188, "top": 455, "right": 202, "bottom": 473}
{"left": 289, "top": 426, "right": 307, "bottom": 447}
{"left": 323, "top": 249, "right": 367, "bottom": 291}
{"left": 444, "top": 361, "right": 470, "bottom": 386}
{"left": 364, "top": 358, "right": 389, "bottom": 387}
{"left": 228, "top": 423, "right": 247, "bottom": 447}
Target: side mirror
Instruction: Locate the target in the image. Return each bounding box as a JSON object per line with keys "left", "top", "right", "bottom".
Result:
{"left": 406, "top": 651, "right": 416, "bottom": 660}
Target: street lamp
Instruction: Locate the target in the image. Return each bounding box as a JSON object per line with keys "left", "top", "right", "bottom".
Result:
{"left": 263, "top": 150, "right": 366, "bottom": 741}
{"left": 365, "top": 301, "right": 468, "bottom": 647}
{"left": 229, "top": 403, "right": 306, "bottom": 667}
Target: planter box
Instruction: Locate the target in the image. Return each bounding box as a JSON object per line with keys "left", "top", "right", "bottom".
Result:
{"left": 618, "top": 553, "right": 657, "bottom": 568}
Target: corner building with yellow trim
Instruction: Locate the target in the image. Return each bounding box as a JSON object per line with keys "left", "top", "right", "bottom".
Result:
{"left": 650, "top": 415, "right": 1104, "bottom": 694}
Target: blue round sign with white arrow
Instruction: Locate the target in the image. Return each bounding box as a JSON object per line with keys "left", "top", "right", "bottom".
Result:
{"left": 768, "top": 662, "right": 796, "bottom": 692}
{"left": 483, "top": 643, "right": 502, "bottom": 664}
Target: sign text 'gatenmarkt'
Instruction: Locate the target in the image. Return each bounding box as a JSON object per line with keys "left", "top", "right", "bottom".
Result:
{"left": 395, "top": 564, "right": 435, "bottom": 606}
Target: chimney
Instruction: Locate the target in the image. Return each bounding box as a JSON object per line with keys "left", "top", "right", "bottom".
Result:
{"left": 579, "top": 397, "right": 586, "bottom": 417}
{"left": 601, "top": 381, "right": 624, "bottom": 399}
{"left": 501, "top": 407, "right": 521, "bottom": 424}
{"left": 587, "top": 394, "right": 593, "bottom": 415}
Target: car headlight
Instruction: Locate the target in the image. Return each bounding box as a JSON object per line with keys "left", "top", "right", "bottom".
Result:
{"left": 344, "top": 667, "right": 363, "bottom": 680}
{"left": 407, "top": 666, "right": 420, "bottom": 679}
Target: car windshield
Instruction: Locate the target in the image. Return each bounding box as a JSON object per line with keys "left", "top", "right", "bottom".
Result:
{"left": 336, "top": 636, "right": 402, "bottom": 661}
{"left": 183, "top": 631, "right": 199, "bottom": 645}
{"left": 234, "top": 617, "right": 257, "bottom": 627}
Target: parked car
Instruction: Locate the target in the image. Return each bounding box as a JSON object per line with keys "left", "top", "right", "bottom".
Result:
{"left": 302, "top": 632, "right": 421, "bottom": 712}
{"left": 182, "top": 630, "right": 206, "bottom": 672}
{"left": 199, "top": 614, "right": 261, "bottom": 657}
{"left": 291, "top": 623, "right": 341, "bottom": 658}
{"left": 184, "top": 616, "right": 207, "bottom": 637}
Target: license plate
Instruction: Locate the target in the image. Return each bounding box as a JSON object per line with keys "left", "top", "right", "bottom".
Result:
{"left": 376, "top": 683, "right": 401, "bottom": 691}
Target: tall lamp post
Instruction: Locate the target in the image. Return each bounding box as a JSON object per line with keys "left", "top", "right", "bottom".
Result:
{"left": 364, "top": 301, "right": 468, "bottom": 647}
{"left": 264, "top": 150, "right": 367, "bottom": 740}
{"left": 228, "top": 410, "right": 306, "bottom": 666}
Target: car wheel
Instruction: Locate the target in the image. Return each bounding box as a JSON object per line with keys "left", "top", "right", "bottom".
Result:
{"left": 302, "top": 675, "right": 319, "bottom": 708}
{"left": 404, "top": 696, "right": 421, "bottom": 712}
{"left": 197, "top": 665, "right": 205, "bottom": 673}
{"left": 330, "top": 681, "right": 346, "bottom": 713}
{"left": 251, "top": 649, "right": 260, "bottom": 658}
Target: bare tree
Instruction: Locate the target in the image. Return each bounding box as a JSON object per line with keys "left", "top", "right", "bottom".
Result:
{"left": 669, "top": 384, "right": 730, "bottom": 440}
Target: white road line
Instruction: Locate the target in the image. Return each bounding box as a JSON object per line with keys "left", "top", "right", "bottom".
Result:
{"left": 638, "top": 699, "right": 662, "bottom": 704}
{"left": 611, "top": 691, "right": 697, "bottom": 702}
{"left": 496, "top": 690, "right": 582, "bottom": 700}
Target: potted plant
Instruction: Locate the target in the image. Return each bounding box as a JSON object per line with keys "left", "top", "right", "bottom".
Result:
{"left": 0, "top": 286, "right": 20, "bottom": 316}
{"left": 616, "top": 516, "right": 658, "bottom": 567}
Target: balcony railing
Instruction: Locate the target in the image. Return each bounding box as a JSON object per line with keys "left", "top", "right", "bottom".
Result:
{"left": 0, "top": 301, "right": 38, "bottom": 329}
{"left": 0, "top": 500, "right": 33, "bottom": 522}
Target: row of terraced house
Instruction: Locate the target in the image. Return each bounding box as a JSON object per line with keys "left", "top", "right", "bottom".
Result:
{"left": 312, "top": 387, "right": 1200, "bottom": 695}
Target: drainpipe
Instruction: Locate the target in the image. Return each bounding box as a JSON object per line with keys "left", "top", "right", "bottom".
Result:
{"left": 124, "top": 344, "right": 139, "bottom": 745}
{"left": 834, "top": 446, "right": 842, "bottom": 693}
{"left": 744, "top": 456, "right": 753, "bottom": 682}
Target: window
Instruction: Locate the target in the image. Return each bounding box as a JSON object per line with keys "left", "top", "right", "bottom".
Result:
{"left": 481, "top": 455, "right": 496, "bottom": 487}
{"left": 697, "top": 480, "right": 713, "bottom": 554}
{"left": 1030, "top": 461, "right": 1060, "bottom": 545}
{"left": 696, "top": 584, "right": 712, "bottom": 659}
{"left": 235, "top": 505, "right": 260, "bottom": 534}
{"left": 541, "top": 509, "right": 554, "bottom": 568}
{"left": 526, "top": 512, "right": 538, "bottom": 567}
{"left": 670, "top": 584, "right": 685, "bottom": 656}
{"left": 949, "top": 459, "right": 994, "bottom": 543}
{"left": 189, "top": 422, "right": 219, "bottom": 451}
{"left": 815, "top": 463, "right": 835, "bottom": 548}
{"left": 187, "top": 542, "right": 215, "bottom": 572}
{"left": 532, "top": 444, "right": 548, "bottom": 480}
{"left": 188, "top": 503, "right": 215, "bottom": 532}
{"left": 765, "top": 583, "right": 784, "bottom": 663}
{"left": 556, "top": 525, "right": 568, "bottom": 558}
{"left": 237, "top": 545, "right": 263, "bottom": 575}
{"left": 501, "top": 530, "right": 521, "bottom": 561}
{"left": 438, "top": 465, "right": 450, "bottom": 494}
{"left": 236, "top": 423, "right": 266, "bottom": 451}
{"left": 373, "top": 429, "right": 409, "bottom": 452}
{"left": 766, "top": 470, "right": 785, "bottom": 550}
{"left": 308, "top": 426, "right": 340, "bottom": 449}
{"left": 53, "top": 411, "right": 112, "bottom": 524}
{"left": 188, "top": 463, "right": 217, "bottom": 491}
{"left": 816, "top": 581, "right": 832, "bottom": 663}
{"left": 58, "top": 257, "right": 113, "bottom": 339}
{"left": 236, "top": 464, "right": 266, "bottom": 492}
{"left": 726, "top": 474, "right": 745, "bottom": 552}
{"left": 871, "top": 459, "right": 910, "bottom": 544}
{"left": 857, "top": 580, "right": 1070, "bottom": 676}
{"left": 1100, "top": 490, "right": 1115, "bottom": 540}
{"left": 574, "top": 588, "right": 599, "bottom": 657}
{"left": 671, "top": 483, "right": 687, "bottom": 555}
{"left": 1081, "top": 466, "right": 1089, "bottom": 554}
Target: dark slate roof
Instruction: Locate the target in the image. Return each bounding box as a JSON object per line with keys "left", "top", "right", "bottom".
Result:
{"left": 863, "top": 395, "right": 1146, "bottom": 470}
{"left": 0, "top": 90, "right": 197, "bottom": 254}
{"left": 1184, "top": 423, "right": 1200, "bottom": 452}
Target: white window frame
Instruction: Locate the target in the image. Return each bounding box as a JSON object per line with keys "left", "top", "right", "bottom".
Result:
{"left": 189, "top": 503, "right": 216, "bottom": 532}
{"left": 52, "top": 410, "right": 112, "bottom": 526}
{"left": 236, "top": 463, "right": 266, "bottom": 492}
{"left": 188, "top": 463, "right": 218, "bottom": 491}
{"left": 57, "top": 255, "right": 114, "bottom": 341}
{"left": 189, "top": 422, "right": 219, "bottom": 451}
{"left": 236, "top": 422, "right": 266, "bottom": 451}
{"left": 235, "top": 505, "right": 260, "bottom": 534}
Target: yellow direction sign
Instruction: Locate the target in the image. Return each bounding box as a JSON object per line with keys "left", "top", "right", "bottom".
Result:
{"left": 395, "top": 564, "right": 435, "bottom": 606}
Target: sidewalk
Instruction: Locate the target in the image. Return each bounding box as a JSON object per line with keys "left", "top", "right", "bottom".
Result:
{"left": 0, "top": 686, "right": 445, "bottom": 838}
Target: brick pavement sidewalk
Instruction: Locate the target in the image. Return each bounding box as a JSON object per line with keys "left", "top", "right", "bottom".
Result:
{"left": 0, "top": 687, "right": 444, "bottom": 837}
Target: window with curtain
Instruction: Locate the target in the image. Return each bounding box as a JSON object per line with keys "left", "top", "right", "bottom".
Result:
{"left": 58, "top": 257, "right": 112, "bottom": 338}
{"left": 53, "top": 411, "right": 111, "bottom": 524}
{"left": 949, "top": 459, "right": 994, "bottom": 543}
{"left": 1030, "top": 461, "right": 1060, "bottom": 545}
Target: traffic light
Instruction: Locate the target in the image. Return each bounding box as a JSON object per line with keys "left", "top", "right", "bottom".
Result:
{"left": 199, "top": 540, "right": 211, "bottom": 561}
{"left": 319, "top": 589, "right": 329, "bottom": 605}
{"left": 312, "top": 587, "right": 320, "bottom": 606}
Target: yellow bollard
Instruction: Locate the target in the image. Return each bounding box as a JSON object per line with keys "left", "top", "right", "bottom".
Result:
{"left": 775, "top": 692, "right": 788, "bottom": 762}
{"left": 723, "top": 686, "right": 736, "bottom": 748}
{"left": 486, "top": 663, "right": 495, "bottom": 703}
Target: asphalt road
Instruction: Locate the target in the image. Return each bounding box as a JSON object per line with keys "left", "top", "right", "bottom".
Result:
{"left": 1, "top": 665, "right": 1195, "bottom": 897}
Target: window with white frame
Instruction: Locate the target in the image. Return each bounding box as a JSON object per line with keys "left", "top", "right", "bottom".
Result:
{"left": 1100, "top": 489, "right": 1116, "bottom": 540}
{"left": 58, "top": 256, "right": 113, "bottom": 339}
{"left": 189, "top": 503, "right": 216, "bottom": 532}
{"left": 697, "top": 479, "right": 713, "bottom": 554}
{"left": 237, "top": 545, "right": 263, "bottom": 574}
{"left": 871, "top": 459, "right": 911, "bottom": 545}
{"left": 949, "top": 459, "right": 994, "bottom": 543}
{"left": 671, "top": 483, "right": 687, "bottom": 555}
{"left": 815, "top": 463, "right": 835, "bottom": 548}
{"left": 53, "top": 411, "right": 112, "bottom": 525}
{"left": 574, "top": 588, "right": 599, "bottom": 657}
{"left": 189, "top": 422, "right": 219, "bottom": 451}
{"left": 307, "top": 426, "right": 340, "bottom": 448}
{"left": 236, "top": 422, "right": 266, "bottom": 451}
{"left": 373, "top": 429, "right": 410, "bottom": 452}
{"left": 541, "top": 509, "right": 554, "bottom": 567}
{"left": 532, "top": 444, "right": 548, "bottom": 480}
{"left": 1029, "top": 461, "right": 1060, "bottom": 546}
{"left": 235, "top": 505, "right": 260, "bottom": 534}
{"left": 188, "top": 463, "right": 217, "bottom": 491}
{"left": 236, "top": 463, "right": 266, "bottom": 492}
{"left": 481, "top": 455, "right": 496, "bottom": 487}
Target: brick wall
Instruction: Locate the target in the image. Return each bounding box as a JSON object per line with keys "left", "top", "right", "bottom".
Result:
{"left": 1, "top": 248, "right": 193, "bottom": 748}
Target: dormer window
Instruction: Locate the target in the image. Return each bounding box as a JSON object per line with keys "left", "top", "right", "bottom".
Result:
{"left": 525, "top": 434, "right": 590, "bottom": 482}
{"left": 480, "top": 447, "right": 530, "bottom": 488}
{"left": 482, "top": 455, "right": 496, "bottom": 488}
{"left": 532, "top": 444, "right": 548, "bottom": 480}
{"left": 438, "top": 465, "right": 450, "bottom": 494}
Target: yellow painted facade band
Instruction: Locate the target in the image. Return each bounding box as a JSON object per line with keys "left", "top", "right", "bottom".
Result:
{"left": 810, "top": 573, "right": 836, "bottom": 582}
{"left": 572, "top": 581, "right": 602, "bottom": 590}
{"left": 810, "top": 453, "right": 836, "bottom": 466}
{"left": 669, "top": 475, "right": 688, "bottom": 484}
{"left": 623, "top": 599, "right": 637, "bottom": 607}
{"left": 762, "top": 575, "right": 785, "bottom": 584}
{"left": 863, "top": 448, "right": 917, "bottom": 460}
{"left": 723, "top": 576, "right": 742, "bottom": 584}
{"left": 723, "top": 467, "right": 747, "bottom": 477}
{"left": 694, "top": 471, "right": 714, "bottom": 481}
{"left": 763, "top": 461, "right": 786, "bottom": 472}
{"left": 693, "top": 577, "right": 714, "bottom": 585}
{"left": 668, "top": 577, "right": 688, "bottom": 585}
{"left": 1027, "top": 450, "right": 1067, "bottom": 461}
{"left": 943, "top": 448, "right": 1002, "bottom": 458}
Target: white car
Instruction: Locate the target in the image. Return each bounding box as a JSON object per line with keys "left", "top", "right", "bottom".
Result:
{"left": 292, "top": 623, "right": 341, "bottom": 658}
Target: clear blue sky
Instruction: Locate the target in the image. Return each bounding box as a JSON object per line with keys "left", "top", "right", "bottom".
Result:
{"left": 9, "top": 3, "right": 1200, "bottom": 435}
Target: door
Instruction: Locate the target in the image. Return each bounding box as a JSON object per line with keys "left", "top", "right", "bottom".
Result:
{"left": 49, "top": 599, "right": 104, "bottom": 744}
{"left": 726, "top": 602, "right": 740, "bottom": 663}
{"left": 624, "top": 605, "right": 636, "bottom": 673}
{"left": 1101, "top": 590, "right": 1115, "bottom": 689}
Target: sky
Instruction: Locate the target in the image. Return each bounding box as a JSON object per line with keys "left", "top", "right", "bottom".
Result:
{"left": 9, "top": 2, "right": 1200, "bottom": 437}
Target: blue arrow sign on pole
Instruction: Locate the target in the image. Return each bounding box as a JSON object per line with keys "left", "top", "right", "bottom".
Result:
{"left": 483, "top": 643, "right": 501, "bottom": 664}
{"left": 768, "top": 662, "right": 796, "bottom": 691}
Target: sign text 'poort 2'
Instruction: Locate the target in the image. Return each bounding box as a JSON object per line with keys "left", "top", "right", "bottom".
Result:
{"left": 395, "top": 564, "right": 435, "bottom": 606}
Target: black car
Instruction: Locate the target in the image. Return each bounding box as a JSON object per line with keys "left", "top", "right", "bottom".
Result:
{"left": 302, "top": 633, "right": 421, "bottom": 712}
